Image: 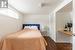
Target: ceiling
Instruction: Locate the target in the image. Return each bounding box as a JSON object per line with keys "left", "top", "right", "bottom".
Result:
{"left": 8, "top": 0, "right": 65, "bottom": 14}
{"left": 57, "top": 1, "right": 72, "bottom": 13}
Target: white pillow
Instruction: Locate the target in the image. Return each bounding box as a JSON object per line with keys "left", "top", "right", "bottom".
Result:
{"left": 24, "top": 26, "right": 38, "bottom": 30}
{"left": 30, "top": 26, "right": 38, "bottom": 30}
{"left": 24, "top": 26, "right": 31, "bottom": 29}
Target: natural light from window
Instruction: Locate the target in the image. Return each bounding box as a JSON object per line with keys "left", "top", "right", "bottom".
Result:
{"left": 0, "top": 8, "right": 19, "bottom": 19}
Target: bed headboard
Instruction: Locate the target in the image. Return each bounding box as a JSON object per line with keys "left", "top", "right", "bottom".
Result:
{"left": 22, "top": 24, "right": 40, "bottom": 30}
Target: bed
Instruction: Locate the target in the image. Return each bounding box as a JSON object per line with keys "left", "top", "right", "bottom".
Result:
{"left": 0, "top": 24, "right": 47, "bottom": 50}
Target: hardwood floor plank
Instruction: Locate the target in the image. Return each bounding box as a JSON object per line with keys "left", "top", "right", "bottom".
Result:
{"left": 44, "top": 36, "right": 72, "bottom": 50}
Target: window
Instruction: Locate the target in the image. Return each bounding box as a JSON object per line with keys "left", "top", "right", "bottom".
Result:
{"left": 0, "top": 9, "right": 19, "bottom": 19}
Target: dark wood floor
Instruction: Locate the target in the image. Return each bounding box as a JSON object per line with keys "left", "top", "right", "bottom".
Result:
{"left": 44, "top": 36, "right": 72, "bottom": 50}
{"left": 56, "top": 43, "right": 72, "bottom": 50}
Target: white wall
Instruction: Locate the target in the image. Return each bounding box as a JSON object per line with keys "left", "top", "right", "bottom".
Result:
{"left": 49, "top": 13, "right": 56, "bottom": 41}
{"left": 0, "top": 14, "right": 23, "bottom": 39}
{"left": 56, "top": 12, "right": 72, "bottom": 43}
{"left": 56, "top": 12, "right": 72, "bottom": 30}
{"left": 23, "top": 14, "right": 50, "bottom": 36}
{"left": 73, "top": 0, "right": 75, "bottom": 33}
{"left": 73, "top": 0, "right": 75, "bottom": 50}
{"left": 73, "top": 36, "right": 75, "bottom": 50}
